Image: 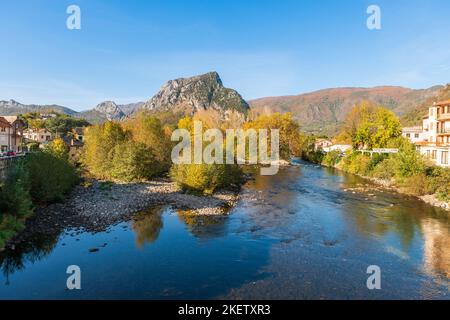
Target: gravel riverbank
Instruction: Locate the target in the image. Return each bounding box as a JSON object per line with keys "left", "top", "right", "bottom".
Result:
{"left": 3, "top": 179, "right": 240, "bottom": 250}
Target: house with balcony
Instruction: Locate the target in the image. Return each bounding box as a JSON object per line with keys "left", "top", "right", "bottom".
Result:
{"left": 404, "top": 100, "right": 450, "bottom": 168}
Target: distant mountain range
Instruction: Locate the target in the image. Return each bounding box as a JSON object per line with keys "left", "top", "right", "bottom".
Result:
{"left": 0, "top": 99, "right": 144, "bottom": 123}
{"left": 76, "top": 101, "right": 145, "bottom": 123}
{"left": 249, "top": 85, "right": 445, "bottom": 135}
{"left": 0, "top": 72, "right": 249, "bottom": 123}
{"left": 0, "top": 99, "right": 78, "bottom": 116}
{"left": 1, "top": 72, "right": 447, "bottom": 136}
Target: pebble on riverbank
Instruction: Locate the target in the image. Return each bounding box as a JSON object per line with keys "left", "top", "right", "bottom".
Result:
{"left": 2, "top": 178, "right": 242, "bottom": 249}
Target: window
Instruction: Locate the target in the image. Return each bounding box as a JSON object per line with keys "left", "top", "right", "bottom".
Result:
{"left": 432, "top": 150, "right": 437, "bottom": 160}
{"left": 427, "top": 150, "right": 431, "bottom": 158}
{"left": 442, "top": 151, "right": 449, "bottom": 165}
{"left": 0, "top": 127, "right": 5, "bottom": 132}
{"left": 1, "top": 145, "right": 7, "bottom": 152}
{"left": 406, "top": 133, "right": 410, "bottom": 138}
{"left": 415, "top": 134, "right": 419, "bottom": 138}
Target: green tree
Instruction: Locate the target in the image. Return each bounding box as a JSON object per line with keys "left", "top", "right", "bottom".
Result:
{"left": 393, "top": 140, "right": 427, "bottom": 178}
{"left": 0, "top": 161, "right": 33, "bottom": 218}
{"left": 82, "top": 121, "right": 130, "bottom": 179}
{"left": 44, "top": 114, "right": 89, "bottom": 135}
{"left": 339, "top": 102, "right": 401, "bottom": 150}
{"left": 123, "top": 111, "right": 172, "bottom": 175}
{"left": 26, "top": 152, "right": 78, "bottom": 203}
{"left": 171, "top": 163, "right": 242, "bottom": 195}
{"left": 109, "top": 142, "right": 158, "bottom": 182}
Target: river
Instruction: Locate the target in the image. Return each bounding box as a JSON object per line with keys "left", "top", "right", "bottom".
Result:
{"left": 1, "top": 161, "right": 449, "bottom": 299}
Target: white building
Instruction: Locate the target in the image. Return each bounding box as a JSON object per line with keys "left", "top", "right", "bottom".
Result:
{"left": 402, "top": 126, "right": 426, "bottom": 144}
{"left": 314, "top": 139, "right": 333, "bottom": 151}
{"left": 323, "top": 144, "right": 352, "bottom": 153}
{"left": 403, "top": 100, "right": 450, "bottom": 168}
{"left": 23, "top": 128, "right": 53, "bottom": 144}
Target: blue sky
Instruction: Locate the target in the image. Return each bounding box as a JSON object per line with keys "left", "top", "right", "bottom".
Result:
{"left": 1, "top": 0, "right": 450, "bottom": 111}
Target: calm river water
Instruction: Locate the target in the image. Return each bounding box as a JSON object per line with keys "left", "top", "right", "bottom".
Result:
{"left": 1, "top": 161, "right": 449, "bottom": 299}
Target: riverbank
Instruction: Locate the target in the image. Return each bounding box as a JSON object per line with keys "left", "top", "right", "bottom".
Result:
{"left": 3, "top": 162, "right": 449, "bottom": 299}
{"left": 320, "top": 162, "right": 450, "bottom": 212}
{"left": 1, "top": 178, "right": 240, "bottom": 251}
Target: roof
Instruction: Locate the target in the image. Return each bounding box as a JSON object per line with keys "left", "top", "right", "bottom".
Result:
{"left": 24, "top": 128, "right": 51, "bottom": 133}
{"left": 62, "top": 136, "right": 83, "bottom": 147}
{"left": 0, "top": 117, "right": 12, "bottom": 128}
{"left": 2, "top": 116, "right": 18, "bottom": 123}
{"left": 436, "top": 100, "right": 450, "bottom": 106}
{"left": 2, "top": 116, "right": 25, "bottom": 126}
{"left": 73, "top": 127, "right": 84, "bottom": 135}
{"left": 315, "top": 138, "right": 332, "bottom": 143}
{"left": 402, "top": 126, "right": 422, "bottom": 132}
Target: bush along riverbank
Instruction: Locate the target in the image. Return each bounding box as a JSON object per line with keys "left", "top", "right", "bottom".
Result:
{"left": 0, "top": 111, "right": 306, "bottom": 250}
{"left": 303, "top": 141, "right": 450, "bottom": 211}
{"left": 0, "top": 141, "right": 78, "bottom": 250}
{"left": 297, "top": 101, "right": 450, "bottom": 212}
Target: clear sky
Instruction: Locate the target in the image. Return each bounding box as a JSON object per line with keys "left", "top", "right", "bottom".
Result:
{"left": 1, "top": 0, "right": 450, "bottom": 111}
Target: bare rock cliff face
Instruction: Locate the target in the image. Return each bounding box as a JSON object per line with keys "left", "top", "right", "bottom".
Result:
{"left": 94, "top": 101, "right": 126, "bottom": 120}
{"left": 140, "top": 72, "right": 250, "bottom": 116}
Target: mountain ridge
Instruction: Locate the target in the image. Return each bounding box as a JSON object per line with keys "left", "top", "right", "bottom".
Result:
{"left": 2, "top": 78, "right": 448, "bottom": 135}
{"left": 249, "top": 85, "right": 445, "bottom": 135}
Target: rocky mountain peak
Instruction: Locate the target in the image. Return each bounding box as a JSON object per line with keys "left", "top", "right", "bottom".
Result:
{"left": 0, "top": 99, "right": 21, "bottom": 108}
{"left": 140, "top": 71, "right": 249, "bottom": 116}
{"left": 94, "top": 101, "right": 126, "bottom": 120}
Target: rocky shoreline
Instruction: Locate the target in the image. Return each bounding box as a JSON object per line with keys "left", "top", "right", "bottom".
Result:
{"left": 335, "top": 168, "right": 450, "bottom": 212}
{"left": 366, "top": 177, "right": 450, "bottom": 211}
{"left": 2, "top": 178, "right": 240, "bottom": 251}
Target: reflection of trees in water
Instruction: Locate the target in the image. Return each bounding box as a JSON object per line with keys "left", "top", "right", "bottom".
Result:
{"left": 131, "top": 207, "right": 164, "bottom": 248}
{"left": 338, "top": 172, "right": 450, "bottom": 280}
{"left": 421, "top": 219, "right": 450, "bottom": 280}
{"left": 177, "top": 211, "right": 228, "bottom": 239}
{"left": 341, "top": 191, "right": 450, "bottom": 250}
{"left": 346, "top": 205, "right": 418, "bottom": 247}
{"left": 0, "top": 232, "right": 59, "bottom": 285}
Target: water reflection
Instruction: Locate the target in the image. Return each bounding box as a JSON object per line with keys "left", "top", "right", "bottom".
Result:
{"left": 0, "top": 161, "right": 449, "bottom": 298}
{"left": 422, "top": 219, "right": 450, "bottom": 279}
{"left": 0, "top": 232, "right": 59, "bottom": 285}
{"left": 177, "top": 210, "right": 228, "bottom": 239}
{"left": 292, "top": 164, "right": 450, "bottom": 281}
{"left": 131, "top": 207, "right": 164, "bottom": 248}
